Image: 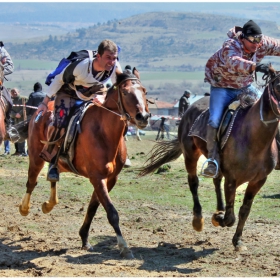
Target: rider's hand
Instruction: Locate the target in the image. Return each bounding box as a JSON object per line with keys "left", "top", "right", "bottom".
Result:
{"left": 36, "top": 102, "right": 48, "bottom": 116}
{"left": 83, "top": 82, "right": 106, "bottom": 97}
{"left": 255, "top": 63, "right": 270, "bottom": 75}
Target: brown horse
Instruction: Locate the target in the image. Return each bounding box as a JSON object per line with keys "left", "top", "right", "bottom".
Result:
{"left": 19, "top": 71, "right": 150, "bottom": 258}
{"left": 139, "top": 68, "right": 280, "bottom": 251}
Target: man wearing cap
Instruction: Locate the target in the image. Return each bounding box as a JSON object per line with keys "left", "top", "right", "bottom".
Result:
{"left": 203, "top": 19, "right": 280, "bottom": 177}
{"left": 178, "top": 90, "right": 191, "bottom": 117}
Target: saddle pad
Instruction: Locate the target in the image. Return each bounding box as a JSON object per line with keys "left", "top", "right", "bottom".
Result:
{"left": 188, "top": 107, "right": 241, "bottom": 150}
{"left": 60, "top": 102, "right": 93, "bottom": 174}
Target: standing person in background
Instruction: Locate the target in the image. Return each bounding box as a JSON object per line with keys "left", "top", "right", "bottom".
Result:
{"left": 178, "top": 90, "right": 191, "bottom": 117}
{"left": 10, "top": 88, "right": 28, "bottom": 157}
{"left": 1, "top": 87, "right": 12, "bottom": 156}
{"left": 26, "top": 82, "right": 46, "bottom": 117}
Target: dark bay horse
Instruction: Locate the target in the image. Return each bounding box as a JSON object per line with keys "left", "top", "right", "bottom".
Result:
{"left": 19, "top": 71, "right": 150, "bottom": 258}
{"left": 139, "top": 68, "right": 280, "bottom": 251}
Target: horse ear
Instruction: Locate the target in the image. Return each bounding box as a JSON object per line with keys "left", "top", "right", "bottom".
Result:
{"left": 133, "top": 67, "right": 140, "bottom": 79}
{"left": 115, "top": 67, "right": 122, "bottom": 76}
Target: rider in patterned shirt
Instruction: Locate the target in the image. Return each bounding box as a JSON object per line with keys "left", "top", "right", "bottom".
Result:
{"left": 203, "top": 20, "right": 280, "bottom": 177}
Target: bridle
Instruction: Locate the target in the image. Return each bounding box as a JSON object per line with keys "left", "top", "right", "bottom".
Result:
{"left": 94, "top": 77, "right": 146, "bottom": 123}
{"left": 259, "top": 71, "right": 280, "bottom": 126}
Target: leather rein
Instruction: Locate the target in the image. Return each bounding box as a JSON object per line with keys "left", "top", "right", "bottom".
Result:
{"left": 93, "top": 77, "right": 141, "bottom": 123}
{"left": 259, "top": 71, "right": 280, "bottom": 126}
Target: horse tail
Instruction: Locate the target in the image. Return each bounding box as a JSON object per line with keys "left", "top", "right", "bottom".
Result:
{"left": 138, "top": 138, "right": 182, "bottom": 177}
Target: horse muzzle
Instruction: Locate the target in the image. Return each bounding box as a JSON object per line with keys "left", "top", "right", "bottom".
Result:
{"left": 135, "top": 112, "right": 151, "bottom": 128}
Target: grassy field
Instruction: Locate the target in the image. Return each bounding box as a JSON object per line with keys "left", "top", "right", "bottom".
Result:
{"left": 0, "top": 131, "right": 280, "bottom": 277}
{"left": 2, "top": 131, "right": 280, "bottom": 222}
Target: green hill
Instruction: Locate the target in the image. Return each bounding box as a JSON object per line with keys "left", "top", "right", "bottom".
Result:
{"left": 8, "top": 12, "right": 280, "bottom": 72}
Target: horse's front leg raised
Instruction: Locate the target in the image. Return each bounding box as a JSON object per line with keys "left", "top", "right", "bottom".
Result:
{"left": 232, "top": 178, "right": 266, "bottom": 251}
{"left": 90, "top": 176, "right": 134, "bottom": 259}
{"left": 42, "top": 181, "right": 59, "bottom": 213}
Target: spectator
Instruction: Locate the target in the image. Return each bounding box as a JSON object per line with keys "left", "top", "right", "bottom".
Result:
{"left": 10, "top": 88, "right": 28, "bottom": 156}
{"left": 178, "top": 90, "right": 191, "bottom": 117}
{"left": 26, "top": 82, "right": 46, "bottom": 117}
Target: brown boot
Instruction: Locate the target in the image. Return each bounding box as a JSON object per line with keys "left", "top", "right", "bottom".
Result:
{"left": 202, "top": 125, "right": 219, "bottom": 178}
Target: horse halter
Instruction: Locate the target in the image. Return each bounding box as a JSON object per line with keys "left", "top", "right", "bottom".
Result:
{"left": 115, "top": 77, "right": 140, "bottom": 122}
{"left": 260, "top": 71, "right": 280, "bottom": 126}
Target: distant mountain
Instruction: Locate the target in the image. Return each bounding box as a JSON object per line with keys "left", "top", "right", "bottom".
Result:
{"left": 1, "top": 2, "right": 280, "bottom": 25}
{"left": 6, "top": 11, "right": 280, "bottom": 72}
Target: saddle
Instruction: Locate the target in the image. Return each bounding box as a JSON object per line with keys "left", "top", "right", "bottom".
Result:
{"left": 188, "top": 91, "right": 257, "bottom": 149}
{"left": 59, "top": 101, "right": 93, "bottom": 174}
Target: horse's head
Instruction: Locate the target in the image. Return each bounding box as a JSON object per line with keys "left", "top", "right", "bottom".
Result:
{"left": 106, "top": 68, "right": 151, "bottom": 129}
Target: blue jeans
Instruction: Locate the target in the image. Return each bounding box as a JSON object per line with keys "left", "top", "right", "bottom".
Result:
{"left": 4, "top": 140, "right": 10, "bottom": 153}
{"left": 208, "top": 84, "right": 262, "bottom": 128}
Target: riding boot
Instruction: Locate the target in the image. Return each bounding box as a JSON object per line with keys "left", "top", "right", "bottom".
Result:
{"left": 203, "top": 125, "right": 219, "bottom": 178}
{"left": 47, "top": 153, "right": 60, "bottom": 182}
{"left": 275, "top": 126, "right": 280, "bottom": 170}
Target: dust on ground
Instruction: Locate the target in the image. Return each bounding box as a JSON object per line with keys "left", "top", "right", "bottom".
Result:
{"left": 0, "top": 186, "right": 279, "bottom": 277}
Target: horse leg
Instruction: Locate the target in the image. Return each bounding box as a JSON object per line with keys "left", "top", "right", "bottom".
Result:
{"left": 41, "top": 182, "right": 59, "bottom": 213}
{"left": 19, "top": 158, "right": 45, "bottom": 216}
{"left": 79, "top": 190, "right": 100, "bottom": 250}
{"left": 90, "top": 177, "right": 133, "bottom": 259}
{"left": 232, "top": 178, "right": 266, "bottom": 251}
{"left": 211, "top": 175, "right": 226, "bottom": 227}
{"left": 185, "top": 154, "right": 204, "bottom": 231}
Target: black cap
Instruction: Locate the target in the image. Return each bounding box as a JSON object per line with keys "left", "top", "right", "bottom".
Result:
{"left": 184, "top": 90, "right": 192, "bottom": 96}
{"left": 242, "top": 20, "right": 262, "bottom": 36}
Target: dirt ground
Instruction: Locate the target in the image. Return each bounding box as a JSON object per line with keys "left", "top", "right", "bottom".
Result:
{"left": 0, "top": 178, "right": 279, "bottom": 277}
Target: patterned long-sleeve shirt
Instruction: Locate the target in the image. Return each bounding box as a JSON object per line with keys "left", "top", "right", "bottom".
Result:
{"left": 0, "top": 46, "right": 14, "bottom": 76}
{"left": 204, "top": 26, "right": 280, "bottom": 89}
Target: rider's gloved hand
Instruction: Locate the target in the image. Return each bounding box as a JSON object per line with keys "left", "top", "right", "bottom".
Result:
{"left": 255, "top": 63, "right": 270, "bottom": 75}
{"left": 83, "top": 82, "right": 106, "bottom": 97}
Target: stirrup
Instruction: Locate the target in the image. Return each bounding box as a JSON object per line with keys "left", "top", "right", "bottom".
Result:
{"left": 201, "top": 159, "right": 219, "bottom": 178}
{"left": 47, "top": 165, "right": 60, "bottom": 182}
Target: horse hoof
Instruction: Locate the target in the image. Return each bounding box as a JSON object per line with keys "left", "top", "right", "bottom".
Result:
{"left": 235, "top": 244, "right": 247, "bottom": 252}
{"left": 42, "top": 201, "right": 53, "bottom": 214}
{"left": 19, "top": 205, "right": 29, "bottom": 216}
{"left": 120, "top": 248, "right": 134, "bottom": 259}
{"left": 81, "top": 244, "right": 94, "bottom": 252}
{"left": 211, "top": 211, "right": 224, "bottom": 227}
{"left": 192, "top": 216, "right": 204, "bottom": 232}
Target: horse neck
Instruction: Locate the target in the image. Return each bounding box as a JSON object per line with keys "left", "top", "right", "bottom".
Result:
{"left": 244, "top": 86, "right": 279, "bottom": 145}
{"left": 103, "top": 89, "right": 119, "bottom": 112}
